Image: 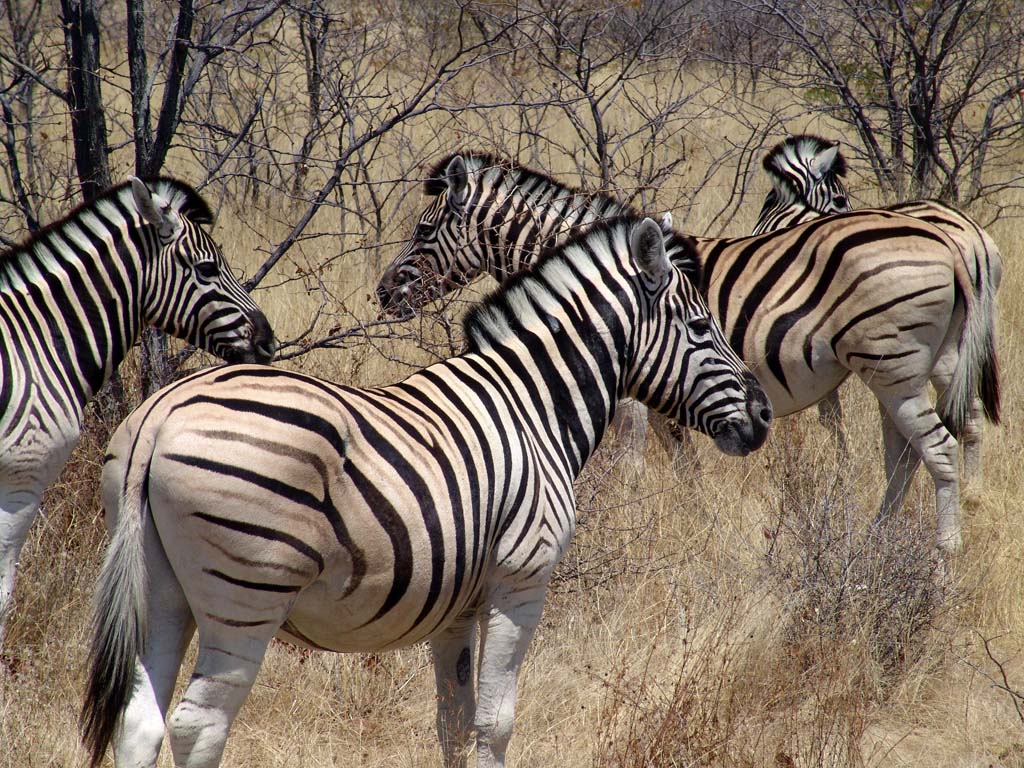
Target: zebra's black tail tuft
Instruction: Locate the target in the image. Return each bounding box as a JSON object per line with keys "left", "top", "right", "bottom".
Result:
{"left": 980, "top": 334, "right": 1001, "bottom": 425}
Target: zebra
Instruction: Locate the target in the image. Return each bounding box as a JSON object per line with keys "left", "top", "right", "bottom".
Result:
{"left": 80, "top": 216, "right": 771, "bottom": 768}
{"left": 0, "top": 176, "right": 275, "bottom": 645}
{"left": 754, "top": 134, "right": 1002, "bottom": 482}
{"left": 375, "top": 151, "right": 997, "bottom": 553}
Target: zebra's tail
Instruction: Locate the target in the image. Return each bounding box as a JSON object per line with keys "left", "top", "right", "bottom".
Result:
{"left": 80, "top": 457, "right": 152, "bottom": 768}
{"left": 939, "top": 266, "right": 999, "bottom": 437}
{"left": 977, "top": 270, "right": 1001, "bottom": 426}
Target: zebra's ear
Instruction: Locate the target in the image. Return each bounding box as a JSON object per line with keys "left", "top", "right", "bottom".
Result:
{"left": 130, "top": 176, "right": 165, "bottom": 227}
{"left": 659, "top": 211, "right": 674, "bottom": 233}
{"left": 130, "top": 176, "right": 180, "bottom": 239}
{"left": 445, "top": 156, "right": 469, "bottom": 210}
{"left": 809, "top": 142, "right": 840, "bottom": 179}
{"left": 630, "top": 218, "right": 670, "bottom": 282}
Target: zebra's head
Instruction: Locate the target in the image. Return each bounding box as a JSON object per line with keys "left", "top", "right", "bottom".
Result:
{"left": 761, "top": 134, "right": 852, "bottom": 215}
{"left": 130, "top": 177, "right": 276, "bottom": 364}
{"left": 626, "top": 219, "right": 772, "bottom": 456}
{"left": 377, "top": 154, "right": 485, "bottom": 319}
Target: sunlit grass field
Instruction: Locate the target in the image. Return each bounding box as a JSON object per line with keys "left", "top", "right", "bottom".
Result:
{"left": 1, "top": 68, "right": 1022, "bottom": 767}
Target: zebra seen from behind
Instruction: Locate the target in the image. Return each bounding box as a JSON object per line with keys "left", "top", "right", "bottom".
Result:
{"left": 81, "top": 216, "right": 771, "bottom": 768}
{"left": 755, "top": 134, "right": 1002, "bottom": 482}
{"left": 0, "top": 177, "right": 276, "bottom": 645}
{"left": 375, "top": 151, "right": 997, "bottom": 553}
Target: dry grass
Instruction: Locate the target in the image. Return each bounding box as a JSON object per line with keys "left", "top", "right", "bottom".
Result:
{"left": 2, "top": 70, "right": 1023, "bottom": 768}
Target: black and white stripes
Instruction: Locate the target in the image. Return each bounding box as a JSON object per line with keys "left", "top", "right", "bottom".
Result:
{"left": 754, "top": 134, "right": 1002, "bottom": 486}
{"left": 0, "top": 177, "right": 275, "bottom": 643}
{"left": 376, "top": 151, "right": 995, "bottom": 552}
{"left": 81, "top": 216, "right": 770, "bottom": 768}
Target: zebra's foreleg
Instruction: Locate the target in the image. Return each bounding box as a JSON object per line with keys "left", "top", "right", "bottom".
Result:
{"left": 876, "top": 393, "right": 961, "bottom": 553}
{"left": 0, "top": 490, "right": 42, "bottom": 647}
{"left": 430, "top": 615, "right": 479, "bottom": 768}
{"left": 474, "top": 588, "right": 546, "bottom": 768}
{"left": 166, "top": 626, "right": 275, "bottom": 768}
{"left": 612, "top": 399, "right": 648, "bottom": 469}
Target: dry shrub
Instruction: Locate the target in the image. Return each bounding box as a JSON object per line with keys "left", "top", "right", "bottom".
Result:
{"left": 591, "top": 414, "right": 952, "bottom": 768}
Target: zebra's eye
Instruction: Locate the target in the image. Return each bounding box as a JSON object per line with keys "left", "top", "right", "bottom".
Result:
{"left": 833, "top": 196, "right": 849, "bottom": 209}
{"left": 687, "top": 316, "right": 711, "bottom": 335}
{"left": 414, "top": 222, "right": 433, "bottom": 239}
{"left": 194, "top": 261, "right": 219, "bottom": 280}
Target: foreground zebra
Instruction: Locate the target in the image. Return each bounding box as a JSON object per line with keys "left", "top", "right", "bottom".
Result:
{"left": 755, "top": 134, "right": 1002, "bottom": 480}
{"left": 81, "top": 217, "right": 771, "bottom": 767}
{"left": 376, "top": 152, "right": 996, "bottom": 552}
{"left": 0, "top": 177, "right": 275, "bottom": 645}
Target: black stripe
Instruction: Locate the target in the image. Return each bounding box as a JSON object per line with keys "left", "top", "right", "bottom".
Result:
{"left": 204, "top": 568, "right": 302, "bottom": 593}
{"left": 192, "top": 510, "right": 324, "bottom": 570}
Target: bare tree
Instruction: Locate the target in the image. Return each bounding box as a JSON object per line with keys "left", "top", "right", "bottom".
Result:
{"left": 719, "top": 0, "right": 1024, "bottom": 205}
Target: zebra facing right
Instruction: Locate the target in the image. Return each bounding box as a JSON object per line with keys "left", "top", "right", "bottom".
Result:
{"left": 81, "top": 216, "right": 770, "bottom": 768}
{"left": 0, "top": 177, "right": 275, "bottom": 645}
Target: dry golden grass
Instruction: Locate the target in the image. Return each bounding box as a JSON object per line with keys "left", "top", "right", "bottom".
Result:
{"left": 1, "top": 73, "right": 1023, "bottom": 768}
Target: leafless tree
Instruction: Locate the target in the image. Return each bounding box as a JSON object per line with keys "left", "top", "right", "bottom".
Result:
{"left": 715, "top": 0, "right": 1024, "bottom": 206}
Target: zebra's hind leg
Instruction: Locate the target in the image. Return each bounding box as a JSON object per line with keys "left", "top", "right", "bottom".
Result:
{"left": 475, "top": 588, "right": 546, "bottom": 768}
{"left": 875, "top": 392, "right": 961, "bottom": 553}
{"left": 166, "top": 624, "right": 276, "bottom": 768}
{"left": 430, "top": 614, "right": 479, "bottom": 768}
{"left": 112, "top": 534, "right": 196, "bottom": 767}
{"left": 930, "top": 349, "right": 986, "bottom": 490}
{"left": 960, "top": 398, "right": 985, "bottom": 486}
{"left": 874, "top": 406, "right": 922, "bottom": 524}
{"left": 816, "top": 389, "right": 849, "bottom": 457}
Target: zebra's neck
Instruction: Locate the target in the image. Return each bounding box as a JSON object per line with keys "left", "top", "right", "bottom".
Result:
{"left": 753, "top": 193, "right": 818, "bottom": 235}
{"left": 0, "top": 189, "right": 151, "bottom": 408}
{"left": 463, "top": 240, "right": 632, "bottom": 477}
{"left": 471, "top": 165, "right": 627, "bottom": 282}
{"left": 462, "top": 160, "right": 703, "bottom": 286}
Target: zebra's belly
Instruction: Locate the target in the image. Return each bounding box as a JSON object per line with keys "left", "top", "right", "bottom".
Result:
{"left": 279, "top": 564, "right": 482, "bottom": 653}
{"left": 745, "top": 355, "right": 848, "bottom": 419}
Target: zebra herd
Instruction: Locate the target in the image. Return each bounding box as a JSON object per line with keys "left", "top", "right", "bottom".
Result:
{"left": 0, "top": 136, "right": 1002, "bottom": 767}
{"left": 377, "top": 147, "right": 999, "bottom": 555}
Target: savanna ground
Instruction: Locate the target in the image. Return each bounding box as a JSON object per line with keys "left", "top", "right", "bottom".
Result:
{"left": 1, "top": 28, "right": 1023, "bottom": 768}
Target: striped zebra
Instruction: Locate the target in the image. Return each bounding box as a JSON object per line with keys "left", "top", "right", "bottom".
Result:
{"left": 376, "top": 152, "right": 996, "bottom": 552}
{"left": 80, "top": 216, "right": 771, "bottom": 768}
{"left": 0, "top": 177, "right": 275, "bottom": 644}
{"left": 755, "top": 134, "right": 1002, "bottom": 481}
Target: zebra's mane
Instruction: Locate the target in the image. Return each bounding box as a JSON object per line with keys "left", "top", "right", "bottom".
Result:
{"left": 0, "top": 177, "right": 212, "bottom": 266}
{"left": 463, "top": 214, "right": 642, "bottom": 354}
{"left": 424, "top": 150, "right": 702, "bottom": 285}
{"left": 424, "top": 151, "right": 586, "bottom": 201}
{"left": 762, "top": 134, "right": 848, "bottom": 194}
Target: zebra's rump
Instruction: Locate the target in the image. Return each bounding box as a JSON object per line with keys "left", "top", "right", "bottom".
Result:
{"left": 107, "top": 364, "right": 511, "bottom": 652}
{"left": 696, "top": 211, "right": 961, "bottom": 415}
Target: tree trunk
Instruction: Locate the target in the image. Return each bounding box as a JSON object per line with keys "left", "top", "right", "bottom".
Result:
{"left": 61, "top": 0, "right": 111, "bottom": 199}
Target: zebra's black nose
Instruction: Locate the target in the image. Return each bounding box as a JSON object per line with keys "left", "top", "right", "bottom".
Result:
{"left": 250, "top": 312, "right": 276, "bottom": 363}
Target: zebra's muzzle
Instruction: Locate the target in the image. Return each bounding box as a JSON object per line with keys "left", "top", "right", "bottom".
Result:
{"left": 221, "top": 311, "right": 276, "bottom": 364}
{"left": 710, "top": 375, "right": 772, "bottom": 456}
